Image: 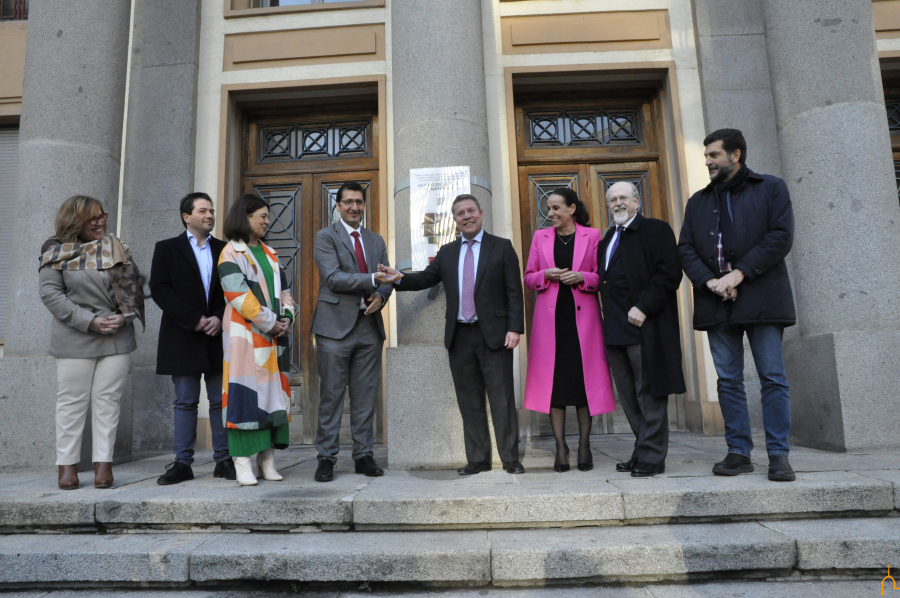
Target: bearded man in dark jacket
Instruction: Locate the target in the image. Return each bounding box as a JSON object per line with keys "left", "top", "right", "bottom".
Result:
{"left": 678, "top": 128, "right": 797, "bottom": 482}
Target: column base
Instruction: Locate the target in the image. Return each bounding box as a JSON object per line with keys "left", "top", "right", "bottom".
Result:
{"left": 0, "top": 355, "right": 133, "bottom": 473}
{"left": 386, "top": 345, "right": 501, "bottom": 469}
{"left": 785, "top": 330, "right": 900, "bottom": 452}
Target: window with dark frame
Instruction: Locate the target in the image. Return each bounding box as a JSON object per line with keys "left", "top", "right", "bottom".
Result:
{"left": 0, "top": 0, "right": 27, "bottom": 20}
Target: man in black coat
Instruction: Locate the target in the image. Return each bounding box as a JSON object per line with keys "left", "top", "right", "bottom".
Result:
{"left": 149, "top": 192, "right": 234, "bottom": 484}
{"left": 679, "top": 128, "right": 797, "bottom": 482}
{"left": 599, "top": 182, "right": 685, "bottom": 478}
{"left": 379, "top": 194, "right": 526, "bottom": 475}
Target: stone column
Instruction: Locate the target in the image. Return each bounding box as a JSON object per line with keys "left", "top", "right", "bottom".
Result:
{"left": 387, "top": 0, "right": 495, "bottom": 468}
{"left": 0, "top": 0, "right": 133, "bottom": 471}
{"left": 761, "top": 0, "right": 900, "bottom": 451}
{"left": 119, "top": 0, "right": 203, "bottom": 453}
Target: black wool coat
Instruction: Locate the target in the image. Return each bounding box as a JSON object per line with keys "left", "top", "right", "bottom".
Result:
{"left": 149, "top": 232, "right": 227, "bottom": 376}
{"left": 598, "top": 214, "right": 687, "bottom": 398}
{"left": 678, "top": 168, "right": 796, "bottom": 331}
{"left": 396, "top": 232, "right": 525, "bottom": 350}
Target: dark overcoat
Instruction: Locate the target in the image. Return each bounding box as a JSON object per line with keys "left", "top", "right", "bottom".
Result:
{"left": 149, "top": 232, "right": 227, "bottom": 376}
{"left": 598, "top": 214, "right": 687, "bottom": 398}
{"left": 678, "top": 168, "right": 796, "bottom": 330}
{"left": 396, "top": 232, "right": 525, "bottom": 350}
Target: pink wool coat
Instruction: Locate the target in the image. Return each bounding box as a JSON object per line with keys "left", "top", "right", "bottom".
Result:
{"left": 522, "top": 224, "right": 616, "bottom": 416}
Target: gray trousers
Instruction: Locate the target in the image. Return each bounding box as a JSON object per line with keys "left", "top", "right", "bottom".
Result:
{"left": 315, "top": 312, "right": 382, "bottom": 463}
{"left": 606, "top": 344, "right": 669, "bottom": 465}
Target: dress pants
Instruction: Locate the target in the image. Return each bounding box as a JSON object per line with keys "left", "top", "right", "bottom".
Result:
{"left": 315, "top": 311, "right": 382, "bottom": 463}
{"left": 606, "top": 344, "right": 669, "bottom": 466}
{"left": 55, "top": 354, "right": 130, "bottom": 466}
{"left": 447, "top": 321, "right": 519, "bottom": 464}
{"left": 171, "top": 373, "right": 229, "bottom": 465}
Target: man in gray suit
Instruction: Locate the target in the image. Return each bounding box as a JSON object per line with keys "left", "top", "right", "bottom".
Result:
{"left": 311, "top": 182, "right": 396, "bottom": 482}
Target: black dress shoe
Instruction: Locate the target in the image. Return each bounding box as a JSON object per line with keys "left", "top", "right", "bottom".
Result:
{"left": 213, "top": 458, "right": 236, "bottom": 481}
{"left": 354, "top": 455, "right": 384, "bottom": 477}
{"left": 157, "top": 462, "right": 194, "bottom": 486}
{"left": 712, "top": 453, "right": 754, "bottom": 476}
{"left": 457, "top": 462, "right": 491, "bottom": 475}
{"left": 314, "top": 459, "right": 334, "bottom": 482}
{"left": 503, "top": 460, "right": 525, "bottom": 474}
{"left": 767, "top": 455, "right": 796, "bottom": 482}
{"left": 616, "top": 458, "right": 638, "bottom": 472}
{"left": 631, "top": 462, "right": 665, "bottom": 477}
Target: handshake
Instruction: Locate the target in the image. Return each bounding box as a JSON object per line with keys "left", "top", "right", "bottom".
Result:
{"left": 374, "top": 264, "right": 404, "bottom": 285}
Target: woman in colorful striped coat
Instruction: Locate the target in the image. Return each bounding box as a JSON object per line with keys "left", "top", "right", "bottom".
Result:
{"left": 218, "top": 194, "right": 295, "bottom": 486}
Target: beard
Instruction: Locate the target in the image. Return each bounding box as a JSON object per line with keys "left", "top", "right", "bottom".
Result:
{"left": 612, "top": 209, "right": 630, "bottom": 225}
{"left": 710, "top": 161, "right": 735, "bottom": 185}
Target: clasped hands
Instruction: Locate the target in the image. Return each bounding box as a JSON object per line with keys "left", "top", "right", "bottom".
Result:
{"left": 89, "top": 314, "right": 126, "bottom": 335}
{"left": 544, "top": 268, "right": 584, "bottom": 286}
{"left": 706, "top": 269, "right": 744, "bottom": 301}
{"left": 193, "top": 315, "right": 222, "bottom": 336}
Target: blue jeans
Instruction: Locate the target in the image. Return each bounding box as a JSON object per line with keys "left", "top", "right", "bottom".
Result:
{"left": 172, "top": 374, "right": 229, "bottom": 465}
{"left": 706, "top": 323, "right": 791, "bottom": 457}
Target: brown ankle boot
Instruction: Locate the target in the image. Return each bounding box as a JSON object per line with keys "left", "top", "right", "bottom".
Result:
{"left": 58, "top": 465, "right": 79, "bottom": 490}
{"left": 93, "top": 462, "right": 113, "bottom": 489}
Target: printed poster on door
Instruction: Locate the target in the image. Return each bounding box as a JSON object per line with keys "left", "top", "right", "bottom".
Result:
{"left": 409, "top": 166, "right": 471, "bottom": 271}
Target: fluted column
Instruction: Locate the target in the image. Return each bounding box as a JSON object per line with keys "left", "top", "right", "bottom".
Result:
{"left": 387, "top": 0, "right": 496, "bottom": 468}
{"left": 762, "top": 0, "right": 900, "bottom": 450}
{"left": 0, "top": 0, "right": 132, "bottom": 471}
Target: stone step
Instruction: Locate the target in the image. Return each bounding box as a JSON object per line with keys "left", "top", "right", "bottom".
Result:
{"left": 0, "top": 579, "right": 883, "bottom": 597}
{"left": 1, "top": 450, "right": 896, "bottom": 531}
{"left": 2, "top": 517, "right": 900, "bottom": 587}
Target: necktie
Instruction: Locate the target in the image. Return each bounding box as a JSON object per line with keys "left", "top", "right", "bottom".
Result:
{"left": 351, "top": 231, "right": 371, "bottom": 303}
{"left": 607, "top": 226, "right": 625, "bottom": 269}
{"left": 461, "top": 239, "right": 476, "bottom": 321}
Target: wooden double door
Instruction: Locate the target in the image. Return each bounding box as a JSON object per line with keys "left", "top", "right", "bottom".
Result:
{"left": 514, "top": 91, "right": 671, "bottom": 435}
{"left": 241, "top": 106, "right": 380, "bottom": 444}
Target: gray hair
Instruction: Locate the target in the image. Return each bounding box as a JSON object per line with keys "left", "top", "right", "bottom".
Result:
{"left": 605, "top": 181, "right": 640, "bottom": 201}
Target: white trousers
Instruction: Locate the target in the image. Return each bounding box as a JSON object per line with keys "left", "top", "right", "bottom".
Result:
{"left": 55, "top": 354, "right": 130, "bottom": 465}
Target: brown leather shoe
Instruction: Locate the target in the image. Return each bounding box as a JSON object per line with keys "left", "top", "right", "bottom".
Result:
{"left": 58, "top": 465, "right": 79, "bottom": 490}
{"left": 93, "top": 462, "right": 114, "bottom": 489}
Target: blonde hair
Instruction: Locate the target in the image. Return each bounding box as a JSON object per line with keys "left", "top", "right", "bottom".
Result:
{"left": 55, "top": 195, "right": 107, "bottom": 243}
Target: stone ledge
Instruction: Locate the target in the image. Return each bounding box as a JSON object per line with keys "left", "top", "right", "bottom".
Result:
{"left": 761, "top": 517, "right": 900, "bottom": 570}
{"left": 609, "top": 471, "right": 894, "bottom": 521}
{"left": 189, "top": 531, "right": 491, "bottom": 582}
{"left": 489, "top": 522, "right": 796, "bottom": 581}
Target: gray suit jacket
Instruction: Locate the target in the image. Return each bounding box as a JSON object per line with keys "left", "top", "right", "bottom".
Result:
{"left": 39, "top": 267, "right": 137, "bottom": 359}
{"left": 311, "top": 222, "right": 393, "bottom": 340}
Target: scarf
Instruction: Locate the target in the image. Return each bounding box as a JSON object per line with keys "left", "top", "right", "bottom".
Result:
{"left": 714, "top": 165, "right": 749, "bottom": 271}
{"left": 39, "top": 234, "right": 146, "bottom": 330}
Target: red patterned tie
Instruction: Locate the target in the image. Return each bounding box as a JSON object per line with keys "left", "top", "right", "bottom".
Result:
{"left": 351, "top": 231, "right": 371, "bottom": 303}
{"left": 461, "top": 239, "right": 476, "bottom": 321}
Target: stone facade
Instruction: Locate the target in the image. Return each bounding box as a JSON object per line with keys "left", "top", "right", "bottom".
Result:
{"left": 2, "top": 0, "right": 900, "bottom": 471}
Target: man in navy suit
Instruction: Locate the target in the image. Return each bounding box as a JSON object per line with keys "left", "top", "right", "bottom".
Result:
{"left": 380, "top": 194, "right": 526, "bottom": 475}
{"left": 150, "top": 192, "right": 234, "bottom": 484}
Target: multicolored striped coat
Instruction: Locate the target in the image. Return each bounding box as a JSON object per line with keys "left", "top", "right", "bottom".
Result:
{"left": 217, "top": 240, "right": 295, "bottom": 431}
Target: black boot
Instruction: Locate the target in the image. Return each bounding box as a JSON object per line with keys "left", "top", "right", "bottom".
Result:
{"left": 157, "top": 461, "right": 194, "bottom": 485}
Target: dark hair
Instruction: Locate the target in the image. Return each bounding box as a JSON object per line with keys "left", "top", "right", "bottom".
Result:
{"left": 703, "top": 128, "right": 747, "bottom": 165}
{"left": 548, "top": 188, "right": 590, "bottom": 227}
{"left": 223, "top": 194, "right": 269, "bottom": 243}
{"left": 451, "top": 194, "right": 481, "bottom": 213}
{"left": 179, "top": 192, "right": 212, "bottom": 228}
{"left": 336, "top": 182, "right": 365, "bottom": 203}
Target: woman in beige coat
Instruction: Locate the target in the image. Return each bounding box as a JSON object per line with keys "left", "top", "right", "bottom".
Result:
{"left": 39, "top": 196, "right": 144, "bottom": 489}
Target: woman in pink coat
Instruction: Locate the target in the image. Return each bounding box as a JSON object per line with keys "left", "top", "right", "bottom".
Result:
{"left": 523, "top": 188, "right": 616, "bottom": 472}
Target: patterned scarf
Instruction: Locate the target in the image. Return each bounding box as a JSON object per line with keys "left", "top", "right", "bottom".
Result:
{"left": 39, "top": 234, "right": 146, "bottom": 330}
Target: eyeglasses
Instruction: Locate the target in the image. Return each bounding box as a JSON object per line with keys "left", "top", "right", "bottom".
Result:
{"left": 88, "top": 213, "right": 108, "bottom": 226}
{"left": 339, "top": 199, "right": 365, "bottom": 207}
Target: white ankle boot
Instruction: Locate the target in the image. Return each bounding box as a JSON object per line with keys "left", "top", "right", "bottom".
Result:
{"left": 233, "top": 456, "right": 258, "bottom": 486}
{"left": 256, "top": 448, "right": 283, "bottom": 481}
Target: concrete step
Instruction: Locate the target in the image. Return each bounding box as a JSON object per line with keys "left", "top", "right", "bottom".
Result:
{"left": 0, "top": 579, "right": 884, "bottom": 597}
{"left": 2, "top": 517, "right": 900, "bottom": 587}
{"left": 1, "top": 448, "right": 896, "bottom": 531}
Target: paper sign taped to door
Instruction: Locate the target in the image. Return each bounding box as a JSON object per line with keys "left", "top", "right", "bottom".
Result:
{"left": 409, "top": 166, "right": 470, "bottom": 271}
